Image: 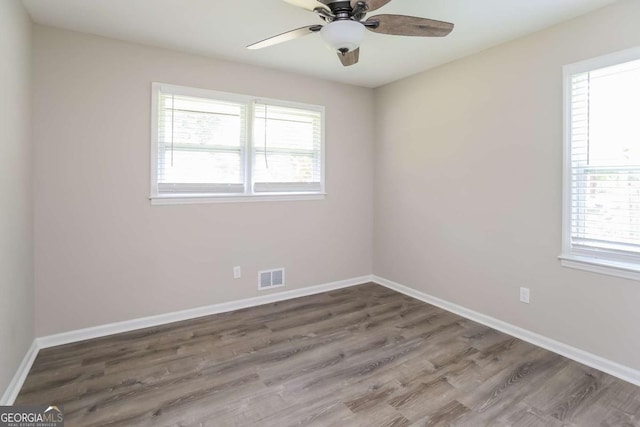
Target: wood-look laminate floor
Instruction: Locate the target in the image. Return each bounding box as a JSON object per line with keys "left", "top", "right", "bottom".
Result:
{"left": 16, "top": 283, "right": 640, "bottom": 426}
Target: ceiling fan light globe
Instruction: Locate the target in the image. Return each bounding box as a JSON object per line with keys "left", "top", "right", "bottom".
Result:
{"left": 320, "top": 20, "right": 365, "bottom": 53}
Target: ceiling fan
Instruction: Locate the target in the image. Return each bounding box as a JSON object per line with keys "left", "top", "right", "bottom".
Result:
{"left": 247, "top": 0, "right": 454, "bottom": 67}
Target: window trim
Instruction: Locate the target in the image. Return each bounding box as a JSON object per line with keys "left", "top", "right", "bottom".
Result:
{"left": 560, "top": 46, "right": 640, "bottom": 280}
{"left": 150, "top": 82, "right": 326, "bottom": 204}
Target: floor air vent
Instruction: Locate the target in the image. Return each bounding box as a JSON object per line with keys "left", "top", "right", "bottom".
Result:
{"left": 258, "top": 268, "right": 285, "bottom": 290}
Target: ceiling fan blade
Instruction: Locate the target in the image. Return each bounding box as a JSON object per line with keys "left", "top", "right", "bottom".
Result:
{"left": 247, "top": 25, "right": 322, "bottom": 50}
{"left": 350, "top": 0, "right": 392, "bottom": 12}
{"left": 283, "top": 0, "right": 330, "bottom": 12}
{"left": 337, "top": 48, "right": 360, "bottom": 66}
{"left": 365, "top": 14, "right": 454, "bottom": 37}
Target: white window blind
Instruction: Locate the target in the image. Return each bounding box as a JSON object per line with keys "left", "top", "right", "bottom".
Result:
{"left": 563, "top": 50, "right": 640, "bottom": 272}
{"left": 157, "top": 92, "right": 246, "bottom": 194}
{"left": 151, "top": 83, "right": 325, "bottom": 202}
{"left": 253, "top": 103, "right": 322, "bottom": 193}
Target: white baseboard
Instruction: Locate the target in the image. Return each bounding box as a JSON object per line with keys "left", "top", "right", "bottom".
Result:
{"left": 5, "top": 273, "right": 637, "bottom": 406}
{"left": 37, "top": 275, "right": 372, "bottom": 349}
{"left": 1, "top": 340, "right": 39, "bottom": 405}
{"left": 372, "top": 275, "right": 640, "bottom": 387}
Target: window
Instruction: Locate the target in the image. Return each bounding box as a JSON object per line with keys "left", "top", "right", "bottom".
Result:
{"left": 150, "top": 83, "right": 324, "bottom": 203}
{"left": 561, "top": 47, "right": 640, "bottom": 279}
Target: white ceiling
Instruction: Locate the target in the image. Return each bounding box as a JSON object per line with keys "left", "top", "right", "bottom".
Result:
{"left": 22, "top": 0, "right": 617, "bottom": 88}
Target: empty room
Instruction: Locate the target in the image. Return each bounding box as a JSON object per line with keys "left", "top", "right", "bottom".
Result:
{"left": 2, "top": 0, "right": 640, "bottom": 425}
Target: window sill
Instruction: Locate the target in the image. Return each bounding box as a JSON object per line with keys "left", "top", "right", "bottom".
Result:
{"left": 559, "top": 254, "right": 640, "bottom": 281}
{"left": 150, "top": 192, "right": 326, "bottom": 205}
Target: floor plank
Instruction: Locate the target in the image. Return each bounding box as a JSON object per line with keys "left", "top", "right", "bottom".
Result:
{"left": 15, "top": 283, "right": 640, "bottom": 426}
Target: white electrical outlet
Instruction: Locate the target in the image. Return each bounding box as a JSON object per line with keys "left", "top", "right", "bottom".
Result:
{"left": 233, "top": 266, "right": 241, "bottom": 279}
{"left": 519, "top": 287, "right": 530, "bottom": 304}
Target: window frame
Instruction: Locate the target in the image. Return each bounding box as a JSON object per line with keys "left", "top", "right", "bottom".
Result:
{"left": 150, "top": 82, "right": 326, "bottom": 205}
{"left": 560, "top": 46, "right": 640, "bottom": 281}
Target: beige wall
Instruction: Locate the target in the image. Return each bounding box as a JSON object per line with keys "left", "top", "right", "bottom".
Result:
{"left": 374, "top": 0, "right": 640, "bottom": 371}
{"left": 33, "top": 26, "right": 374, "bottom": 336}
{"left": 0, "top": 1, "right": 34, "bottom": 395}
